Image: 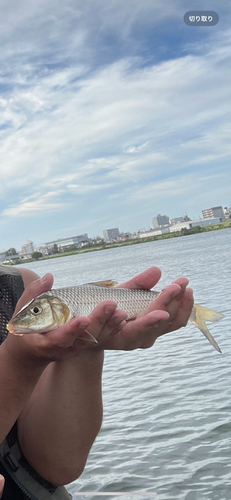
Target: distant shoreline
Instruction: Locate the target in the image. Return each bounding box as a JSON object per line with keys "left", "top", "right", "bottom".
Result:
{"left": 10, "top": 220, "right": 231, "bottom": 265}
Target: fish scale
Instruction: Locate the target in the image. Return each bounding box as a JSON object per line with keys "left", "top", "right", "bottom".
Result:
{"left": 46, "top": 285, "right": 160, "bottom": 318}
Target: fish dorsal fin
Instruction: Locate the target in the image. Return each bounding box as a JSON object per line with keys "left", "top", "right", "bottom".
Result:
{"left": 87, "top": 280, "right": 118, "bottom": 287}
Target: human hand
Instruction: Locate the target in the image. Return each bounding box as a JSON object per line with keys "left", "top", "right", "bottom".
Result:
{"left": 0, "top": 475, "right": 5, "bottom": 498}
{"left": 9, "top": 268, "right": 193, "bottom": 359}
{"left": 89, "top": 267, "right": 194, "bottom": 350}
{"left": 8, "top": 273, "right": 127, "bottom": 362}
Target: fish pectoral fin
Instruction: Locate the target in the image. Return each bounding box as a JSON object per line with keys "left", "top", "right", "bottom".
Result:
{"left": 86, "top": 280, "right": 118, "bottom": 287}
{"left": 78, "top": 329, "right": 98, "bottom": 344}
{"left": 190, "top": 304, "right": 223, "bottom": 353}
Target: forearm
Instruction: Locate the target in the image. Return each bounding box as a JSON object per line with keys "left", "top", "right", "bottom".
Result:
{"left": 0, "top": 337, "right": 48, "bottom": 443}
{"left": 17, "top": 350, "right": 104, "bottom": 485}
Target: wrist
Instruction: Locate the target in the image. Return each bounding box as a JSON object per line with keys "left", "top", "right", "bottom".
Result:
{"left": 2, "top": 334, "right": 50, "bottom": 375}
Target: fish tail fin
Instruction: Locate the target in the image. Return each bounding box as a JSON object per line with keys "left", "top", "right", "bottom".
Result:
{"left": 190, "top": 305, "right": 224, "bottom": 353}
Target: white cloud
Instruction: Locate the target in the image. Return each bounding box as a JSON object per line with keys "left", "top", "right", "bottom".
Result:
{"left": 1, "top": 38, "right": 230, "bottom": 186}
{"left": 126, "top": 142, "right": 149, "bottom": 154}
{"left": 0, "top": 2, "right": 230, "bottom": 248}
{"left": 3, "top": 191, "right": 65, "bottom": 217}
{"left": 66, "top": 183, "right": 114, "bottom": 194}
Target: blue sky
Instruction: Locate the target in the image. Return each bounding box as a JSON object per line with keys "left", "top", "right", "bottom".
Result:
{"left": 0, "top": 0, "right": 230, "bottom": 251}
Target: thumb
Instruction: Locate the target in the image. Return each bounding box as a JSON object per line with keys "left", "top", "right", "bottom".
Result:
{"left": 14, "top": 273, "right": 54, "bottom": 315}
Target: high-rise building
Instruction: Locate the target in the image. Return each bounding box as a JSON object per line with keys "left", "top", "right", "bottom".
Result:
{"left": 202, "top": 206, "right": 226, "bottom": 222}
{"left": 152, "top": 214, "right": 169, "bottom": 229}
{"left": 20, "top": 241, "right": 34, "bottom": 258}
{"left": 103, "top": 228, "right": 120, "bottom": 242}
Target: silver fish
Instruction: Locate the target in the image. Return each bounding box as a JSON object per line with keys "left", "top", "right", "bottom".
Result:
{"left": 7, "top": 280, "right": 224, "bottom": 352}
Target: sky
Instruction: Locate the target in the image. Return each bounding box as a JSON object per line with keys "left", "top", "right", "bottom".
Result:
{"left": 0, "top": 0, "right": 231, "bottom": 251}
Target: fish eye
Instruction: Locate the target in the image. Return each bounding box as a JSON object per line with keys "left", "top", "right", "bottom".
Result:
{"left": 31, "top": 305, "right": 42, "bottom": 315}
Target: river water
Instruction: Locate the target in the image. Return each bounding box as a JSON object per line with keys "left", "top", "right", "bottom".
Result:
{"left": 18, "top": 229, "right": 231, "bottom": 500}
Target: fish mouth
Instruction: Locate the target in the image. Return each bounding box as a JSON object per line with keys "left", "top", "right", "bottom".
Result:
{"left": 7, "top": 323, "right": 36, "bottom": 335}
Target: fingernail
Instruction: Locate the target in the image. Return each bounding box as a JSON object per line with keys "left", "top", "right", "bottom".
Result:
{"left": 78, "top": 321, "right": 89, "bottom": 330}
{"left": 69, "top": 318, "right": 88, "bottom": 330}
{"left": 105, "top": 305, "right": 116, "bottom": 316}
{"left": 40, "top": 274, "right": 48, "bottom": 283}
{"left": 114, "top": 315, "right": 126, "bottom": 324}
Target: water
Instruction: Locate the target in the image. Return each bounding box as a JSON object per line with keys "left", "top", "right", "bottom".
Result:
{"left": 17, "top": 229, "right": 231, "bottom": 500}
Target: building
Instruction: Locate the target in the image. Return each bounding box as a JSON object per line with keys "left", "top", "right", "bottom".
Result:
{"left": 202, "top": 206, "right": 226, "bottom": 222}
{"left": 223, "top": 206, "right": 231, "bottom": 219}
{"left": 169, "top": 217, "right": 222, "bottom": 232}
{"left": 35, "top": 246, "right": 49, "bottom": 256}
{"left": 152, "top": 214, "right": 170, "bottom": 229}
{"left": 19, "top": 241, "right": 34, "bottom": 259}
{"left": 45, "top": 234, "right": 90, "bottom": 252}
{"left": 0, "top": 252, "right": 5, "bottom": 263}
{"left": 119, "top": 232, "right": 132, "bottom": 241}
{"left": 138, "top": 227, "right": 170, "bottom": 239}
{"left": 103, "top": 228, "right": 120, "bottom": 242}
{"left": 170, "top": 215, "right": 191, "bottom": 225}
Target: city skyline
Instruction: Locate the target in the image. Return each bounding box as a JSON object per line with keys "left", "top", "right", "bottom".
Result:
{"left": 0, "top": 1, "right": 230, "bottom": 250}
{"left": 1, "top": 204, "right": 228, "bottom": 254}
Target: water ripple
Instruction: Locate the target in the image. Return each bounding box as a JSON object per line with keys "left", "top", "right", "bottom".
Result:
{"left": 19, "top": 230, "right": 231, "bottom": 500}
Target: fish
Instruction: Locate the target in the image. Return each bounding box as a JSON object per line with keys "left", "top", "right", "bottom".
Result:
{"left": 7, "top": 280, "right": 224, "bottom": 352}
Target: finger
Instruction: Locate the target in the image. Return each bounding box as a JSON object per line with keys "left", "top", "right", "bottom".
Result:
{"left": 124, "top": 309, "right": 170, "bottom": 336}
{"left": 14, "top": 273, "right": 54, "bottom": 314}
{"left": 126, "top": 287, "right": 193, "bottom": 345}
{"left": 99, "top": 310, "right": 170, "bottom": 351}
{"left": 171, "top": 277, "right": 189, "bottom": 298}
{"left": 87, "top": 300, "right": 118, "bottom": 333}
{"left": 86, "top": 301, "right": 128, "bottom": 345}
{"left": 150, "top": 287, "right": 194, "bottom": 338}
{"left": 13, "top": 316, "right": 93, "bottom": 362}
{"left": 92, "top": 308, "right": 128, "bottom": 345}
{"left": 144, "top": 283, "right": 182, "bottom": 315}
{"left": 117, "top": 267, "right": 161, "bottom": 290}
{"left": 36, "top": 300, "right": 123, "bottom": 350}
{"left": 132, "top": 310, "right": 171, "bottom": 348}
{"left": 168, "top": 287, "right": 194, "bottom": 331}
{"left": 172, "top": 277, "right": 189, "bottom": 287}
{"left": 36, "top": 316, "right": 91, "bottom": 351}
